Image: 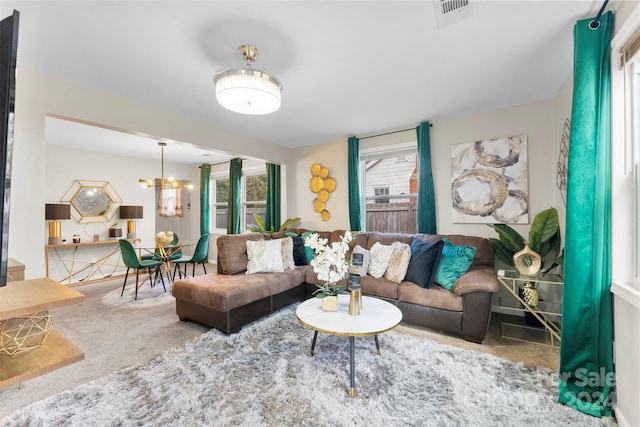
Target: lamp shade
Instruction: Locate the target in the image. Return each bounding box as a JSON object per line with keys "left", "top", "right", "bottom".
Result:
{"left": 213, "top": 45, "right": 282, "bottom": 115}
{"left": 119, "top": 205, "right": 143, "bottom": 219}
{"left": 45, "top": 204, "right": 71, "bottom": 220}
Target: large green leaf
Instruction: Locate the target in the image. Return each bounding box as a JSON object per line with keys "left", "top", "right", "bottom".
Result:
{"left": 487, "top": 237, "right": 516, "bottom": 266}
{"left": 279, "top": 217, "right": 301, "bottom": 231}
{"left": 486, "top": 224, "right": 524, "bottom": 253}
{"left": 528, "top": 208, "right": 559, "bottom": 253}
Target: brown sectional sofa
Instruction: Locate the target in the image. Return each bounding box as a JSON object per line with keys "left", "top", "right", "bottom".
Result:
{"left": 172, "top": 229, "right": 499, "bottom": 343}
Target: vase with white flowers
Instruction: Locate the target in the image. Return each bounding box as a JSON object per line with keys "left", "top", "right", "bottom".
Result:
{"left": 304, "top": 231, "right": 353, "bottom": 311}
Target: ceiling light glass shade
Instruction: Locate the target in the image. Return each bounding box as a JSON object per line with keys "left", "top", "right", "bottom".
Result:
{"left": 214, "top": 67, "right": 282, "bottom": 115}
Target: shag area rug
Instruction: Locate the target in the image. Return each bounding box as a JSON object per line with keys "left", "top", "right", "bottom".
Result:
{"left": 101, "top": 278, "right": 174, "bottom": 308}
{"left": 1, "top": 306, "right": 615, "bottom": 426}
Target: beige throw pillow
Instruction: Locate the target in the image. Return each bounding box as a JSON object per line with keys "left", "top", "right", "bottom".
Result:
{"left": 246, "top": 239, "right": 284, "bottom": 274}
{"left": 368, "top": 242, "right": 395, "bottom": 278}
{"left": 384, "top": 242, "right": 412, "bottom": 283}
{"left": 280, "top": 237, "right": 295, "bottom": 270}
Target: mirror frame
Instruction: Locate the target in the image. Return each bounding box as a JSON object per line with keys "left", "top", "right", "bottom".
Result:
{"left": 60, "top": 179, "right": 122, "bottom": 223}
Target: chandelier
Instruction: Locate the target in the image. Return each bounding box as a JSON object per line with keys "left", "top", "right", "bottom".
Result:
{"left": 213, "top": 44, "right": 283, "bottom": 115}
{"left": 139, "top": 142, "right": 192, "bottom": 217}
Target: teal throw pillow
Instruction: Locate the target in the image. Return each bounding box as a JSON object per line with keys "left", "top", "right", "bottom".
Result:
{"left": 434, "top": 238, "right": 476, "bottom": 291}
{"left": 301, "top": 231, "right": 316, "bottom": 263}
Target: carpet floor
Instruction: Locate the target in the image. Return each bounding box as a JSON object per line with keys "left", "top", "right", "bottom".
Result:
{"left": 0, "top": 267, "right": 611, "bottom": 425}
{"left": 1, "top": 303, "right": 614, "bottom": 426}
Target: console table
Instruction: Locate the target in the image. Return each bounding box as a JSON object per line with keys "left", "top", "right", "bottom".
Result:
{"left": 496, "top": 270, "right": 563, "bottom": 347}
{"left": 0, "top": 277, "right": 84, "bottom": 390}
{"left": 45, "top": 238, "right": 140, "bottom": 286}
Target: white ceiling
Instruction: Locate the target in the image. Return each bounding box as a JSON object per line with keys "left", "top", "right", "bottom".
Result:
{"left": 2, "top": 1, "right": 609, "bottom": 164}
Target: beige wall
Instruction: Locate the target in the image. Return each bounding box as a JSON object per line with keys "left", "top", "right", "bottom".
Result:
{"left": 288, "top": 139, "right": 349, "bottom": 231}
{"left": 10, "top": 66, "right": 291, "bottom": 278}
{"left": 290, "top": 98, "right": 560, "bottom": 239}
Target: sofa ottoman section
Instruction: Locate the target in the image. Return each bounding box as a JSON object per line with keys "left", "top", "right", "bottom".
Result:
{"left": 173, "top": 268, "right": 306, "bottom": 334}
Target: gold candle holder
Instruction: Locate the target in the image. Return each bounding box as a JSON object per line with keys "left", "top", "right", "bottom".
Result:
{"left": 349, "top": 290, "right": 361, "bottom": 316}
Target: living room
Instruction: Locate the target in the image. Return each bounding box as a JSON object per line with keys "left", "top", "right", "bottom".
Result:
{"left": 1, "top": 1, "right": 639, "bottom": 425}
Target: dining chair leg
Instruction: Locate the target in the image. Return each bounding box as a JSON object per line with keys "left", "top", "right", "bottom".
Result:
{"left": 202, "top": 262, "right": 207, "bottom": 275}
{"left": 134, "top": 269, "right": 140, "bottom": 301}
{"left": 173, "top": 263, "right": 182, "bottom": 281}
{"left": 121, "top": 268, "right": 131, "bottom": 296}
{"left": 192, "top": 263, "right": 196, "bottom": 277}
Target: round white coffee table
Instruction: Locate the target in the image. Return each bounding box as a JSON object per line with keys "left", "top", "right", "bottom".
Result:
{"left": 296, "top": 294, "right": 402, "bottom": 397}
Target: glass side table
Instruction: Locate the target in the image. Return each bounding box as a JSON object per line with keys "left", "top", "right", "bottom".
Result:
{"left": 496, "top": 270, "right": 563, "bottom": 347}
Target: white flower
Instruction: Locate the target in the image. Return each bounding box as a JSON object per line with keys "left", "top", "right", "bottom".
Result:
{"left": 304, "top": 231, "right": 354, "bottom": 285}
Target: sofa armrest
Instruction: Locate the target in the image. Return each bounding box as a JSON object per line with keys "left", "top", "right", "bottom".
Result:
{"left": 453, "top": 266, "right": 499, "bottom": 296}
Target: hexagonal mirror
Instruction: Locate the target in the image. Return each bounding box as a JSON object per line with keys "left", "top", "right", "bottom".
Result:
{"left": 60, "top": 179, "right": 121, "bottom": 223}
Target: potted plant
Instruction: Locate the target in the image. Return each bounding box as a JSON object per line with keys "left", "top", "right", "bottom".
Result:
{"left": 487, "top": 207, "right": 563, "bottom": 275}
{"left": 108, "top": 221, "right": 122, "bottom": 238}
{"left": 488, "top": 207, "right": 563, "bottom": 311}
{"left": 247, "top": 215, "right": 301, "bottom": 233}
{"left": 304, "top": 231, "right": 353, "bottom": 311}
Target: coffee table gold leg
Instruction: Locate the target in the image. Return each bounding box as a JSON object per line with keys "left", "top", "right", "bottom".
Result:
{"left": 374, "top": 334, "right": 381, "bottom": 355}
{"left": 350, "top": 387, "right": 356, "bottom": 398}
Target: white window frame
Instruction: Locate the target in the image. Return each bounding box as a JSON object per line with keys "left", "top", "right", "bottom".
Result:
{"left": 209, "top": 166, "right": 267, "bottom": 234}
{"left": 611, "top": 4, "right": 640, "bottom": 301}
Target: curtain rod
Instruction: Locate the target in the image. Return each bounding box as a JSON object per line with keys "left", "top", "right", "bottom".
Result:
{"left": 589, "top": 0, "right": 609, "bottom": 29}
{"left": 358, "top": 123, "right": 432, "bottom": 141}
{"left": 199, "top": 158, "right": 246, "bottom": 168}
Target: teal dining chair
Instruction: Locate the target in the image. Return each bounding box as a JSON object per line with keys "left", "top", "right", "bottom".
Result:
{"left": 119, "top": 239, "right": 164, "bottom": 301}
{"left": 172, "top": 234, "right": 209, "bottom": 280}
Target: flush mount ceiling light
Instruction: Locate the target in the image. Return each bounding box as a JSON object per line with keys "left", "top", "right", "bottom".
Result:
{"left": 213, "top": 44, "right": 283, "bottom": 115}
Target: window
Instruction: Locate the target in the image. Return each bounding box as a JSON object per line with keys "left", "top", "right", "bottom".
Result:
{"left": 244, "top": 174, "right": 267, "bottom": 229}
{"left": 373, "top": 187, "right": 390, "bottom": 203}
{"left": 611, "top": 7, "right": 640, "bottom": 291}
{"left": 360, "top": 143, "right": 418, "bottom": 233}
{"left": 212, "top": 177, "right": 229, "bottom": 230}
{"left": 210, "top": 169, "right": 267, "bottom": 233}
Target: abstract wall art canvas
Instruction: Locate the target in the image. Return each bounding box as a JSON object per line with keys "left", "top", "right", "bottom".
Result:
{"left": 451, "top": 135, "right": 528, "bottom": 224}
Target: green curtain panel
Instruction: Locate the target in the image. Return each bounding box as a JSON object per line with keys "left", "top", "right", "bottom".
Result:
{"left": 265, "top": 163, "right": 281, "bottom": 231}
{"left": 227, "top": 158, "right": 243, "bottom": 235}
{"left": 416, "top": 122, "right": 436, "bottom": 234}
{"left": 347, "top": 136, "right": 362, "bottom": 231}
{"left": 199, "top": 164, "right": 211, "bottom": 236}
{"left": 558, "top": 11, "right": 614, "bottom": 418}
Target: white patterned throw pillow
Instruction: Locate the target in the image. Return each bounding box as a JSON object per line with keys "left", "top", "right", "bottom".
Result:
{"left": 246, "top": 239, "right": 284, "bottom": 274}
{"left": 368, "top": 242, "right": 395, "bottom": 278}
{"left": 384, "top": 242, "right": 412, "bottom": 283}
{"left": 280, "top": 237, "right": 296, "bottom": 270}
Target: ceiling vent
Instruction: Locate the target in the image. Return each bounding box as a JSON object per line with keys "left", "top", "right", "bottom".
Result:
{"left": 433, "top": 0, "right": 473, "bottom": 29}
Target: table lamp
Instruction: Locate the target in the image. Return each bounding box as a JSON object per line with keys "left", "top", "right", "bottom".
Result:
{"left": 45, "top": 203, "right": 71, "bottom": 245}
{"left": 119, "top": 206, "right": 143, "bottom": 239}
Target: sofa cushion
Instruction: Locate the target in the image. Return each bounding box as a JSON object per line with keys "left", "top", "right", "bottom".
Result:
{"left": 434, "top": 238, "right": 476, "bottom": 291}
{"left": 172, "top": 269, "right": 304, "bottom": 312}
{"left": 360, "top": 275, "right": 399, "bottom": 300}
{"left": 217, "top": 233, "right": 265, "bottom": 275}
{"left": 397, "top": 281, "right": 463, "bottom": 312}
{"left": 366, "top": 232, "right": 414, "bottom": 249}
{"left": 246, "top": 239, "right": 284, "bottom": 274}
{"left": 368, "top": 242, "right": 395, "bottom": 278}
{"left": 384, "top": 242, "right": 411, "bottom": 283}
{"left": 405, "top": 238, "right": 444, "bottom": 288}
